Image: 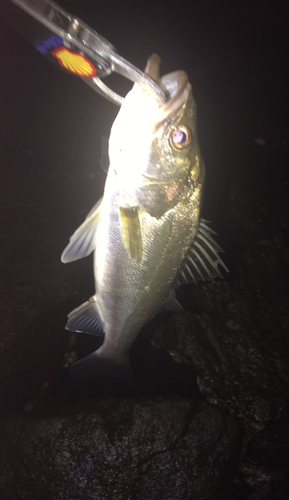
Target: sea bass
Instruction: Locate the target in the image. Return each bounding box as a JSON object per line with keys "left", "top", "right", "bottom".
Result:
{"left": 61, "top": 54, "right": 227, "bottom": 377}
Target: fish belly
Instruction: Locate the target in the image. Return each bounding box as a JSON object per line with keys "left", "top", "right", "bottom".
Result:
{"left": 94, "top": 173, "right": 199, "bottom": 361}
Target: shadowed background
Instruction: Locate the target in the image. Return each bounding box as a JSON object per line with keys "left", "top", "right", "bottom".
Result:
{"left": 0, "top": 1, "right": 288, "bottom": 499}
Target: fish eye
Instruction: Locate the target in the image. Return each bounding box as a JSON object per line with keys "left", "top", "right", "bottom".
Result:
{"left": 170, "top": 125, "right": 192, "bottom": 150}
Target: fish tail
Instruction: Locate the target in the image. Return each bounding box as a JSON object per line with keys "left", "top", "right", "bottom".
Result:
{"left": 69, "top": 351, "right": 133, "bottom": 379}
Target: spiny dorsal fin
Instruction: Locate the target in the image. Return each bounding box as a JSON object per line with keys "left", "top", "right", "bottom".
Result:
{"left": 61, "top": 197, "right": 102, "bottom": 263}
{"left": 66, "top": 296, "right": 104, "bottom": 336}
{"left": 175, "top": 218, "right": 229, "bottom": 287}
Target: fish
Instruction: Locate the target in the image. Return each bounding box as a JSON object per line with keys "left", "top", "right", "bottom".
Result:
{"left": 61, "top": 54, "right": 228, "bottom": 378}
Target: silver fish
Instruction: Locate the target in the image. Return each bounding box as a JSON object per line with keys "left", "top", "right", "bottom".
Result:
{"left": 61, "top": 54, "right": 227, "bottom": 378}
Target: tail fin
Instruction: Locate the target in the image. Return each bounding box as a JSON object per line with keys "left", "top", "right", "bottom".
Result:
{"left": 69, "top": 351, "right": 133, "bottom": 379}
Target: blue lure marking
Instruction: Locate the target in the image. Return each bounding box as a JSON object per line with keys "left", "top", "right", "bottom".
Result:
{"left": 35, "top": 34, "right": 63, "bottom": 55}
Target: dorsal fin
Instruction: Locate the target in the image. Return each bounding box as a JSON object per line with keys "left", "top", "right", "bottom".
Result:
{"left": 61, "top": 197, "right": 102, "bottom": 263}
{"left": 175, "top": 219, "right": 229, "bottom": 287}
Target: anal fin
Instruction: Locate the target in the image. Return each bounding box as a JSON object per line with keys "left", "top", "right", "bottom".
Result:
{"left": 66, "top": 296, "right": 104, "bottom": 336}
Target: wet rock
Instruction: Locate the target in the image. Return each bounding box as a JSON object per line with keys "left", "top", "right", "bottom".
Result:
{"left": 0, "top": 398, "right": 241, "bottom": 500}
{"left": 238, "top": 405, "right": 289, "bottom": 499}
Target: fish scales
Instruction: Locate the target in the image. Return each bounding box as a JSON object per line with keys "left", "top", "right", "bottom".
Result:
{"left": 61, "top": 54, "right": 226, "bottom": 377}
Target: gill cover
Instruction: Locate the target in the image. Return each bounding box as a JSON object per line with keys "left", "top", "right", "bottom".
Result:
{"left": 109, "top": 55, "right": 198, "bottom": 219}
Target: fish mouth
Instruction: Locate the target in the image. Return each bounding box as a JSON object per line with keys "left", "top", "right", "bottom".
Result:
{"left": 159, "top": 71, "right": 191, "bottom": 124}
{"left": 144, "top": 53, "right": 192, "bottom": 130}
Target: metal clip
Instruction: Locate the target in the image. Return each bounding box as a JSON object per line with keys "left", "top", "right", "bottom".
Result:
{"left": 6, "top": 0, "right": 166, "bottom": 105}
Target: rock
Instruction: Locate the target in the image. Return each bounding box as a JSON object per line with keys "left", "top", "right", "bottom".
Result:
{"left": 239, "top": 405, "right": 289, "bottom": 499}
{"left": 0, "top": 398, "right": 241, "bottom": 500}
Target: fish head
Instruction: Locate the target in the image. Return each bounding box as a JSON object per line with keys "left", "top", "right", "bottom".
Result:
{"left": 109, "top": 54, "right": 204, "bottom": 218}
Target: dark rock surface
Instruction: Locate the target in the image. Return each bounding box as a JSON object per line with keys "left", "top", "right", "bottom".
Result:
{"left": 239, "top": 405, "right": 289, "bottom": 500}
{"left": 1, "top": 0, "right": 289, "bottom": 499}
{"left": 0, "top": 398, "right": 241, "bottom": 500}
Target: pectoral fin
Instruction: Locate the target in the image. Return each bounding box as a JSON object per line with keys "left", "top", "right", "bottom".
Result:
{"left": 176, "top": 219, "right": 229, "bottom": 286}
{"left": 119, "top": 206, "right": 142, "bottom": 262}
{"left": 61, "top": 197, "right": 102, "bottom": 263}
